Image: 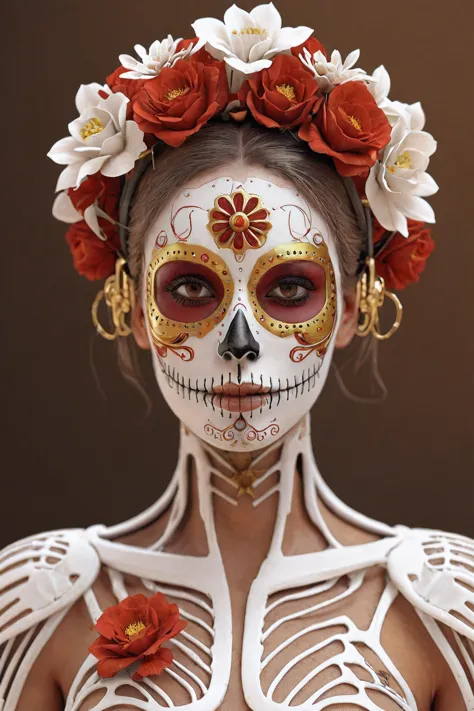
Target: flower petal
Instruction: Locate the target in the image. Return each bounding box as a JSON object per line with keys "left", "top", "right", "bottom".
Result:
{"left": 249, "top": 37, "right": 272, "bottom": 62}
{"left": 415, "top": 171, "right": 439, "bottom": 197}
{"left": 101, "top": 152, "right": 134, "bottom": 177}
{"left": 275, "top": 25, "right": 313, "bottom": 51}
{"left": 124, "top": 119, "right": 147, "bottom": 155}
{"left": 75, "top": 83, "right": 105, "bottom": 114}
{"left": 225, "top": 55, "right": 271, "bottom": 74}
{"left": 342, "top": 48, "right": 360, "bottom": 70}
{"left": 56, "top": 163, "right": 82, "bottom": 192}
{"left": 101, "top": 132, "right": 125, "bottom": 157}
{"left": 401, "top": 130, "right": 437, "bottom": 158}
{"left": 224, "top": 4, "right": 255, "bottom": 31}
{"left": 132, "top": 647, "right": 173, "bottom": 681}
{"left": 96, "top": 654, "right": 137, "bottom": 679}
{"left": 396, "top": 195, "right": 436, "bottom": 223}
{"left": 52, "top": 192, "right": 82, "bottom": 223}
{"left": 366, "top": 164, "right": 408, "bottom": 235}
{"left": 47, "top": 136, "right": 82, "bottom": 165}
{"left": 250, "top": 3, "right": 282, "bottom": 31}
{"left": 76, "top": 156, "right": 108, "bottom": 186}
{"left": 192, "top": 17, "right": 229, "bottom": 45}
{"left": 84, "top": 204, "right": 110, "bottom": 240}
{"left": 370, "top": 65, "right": 391, "bottom": 104}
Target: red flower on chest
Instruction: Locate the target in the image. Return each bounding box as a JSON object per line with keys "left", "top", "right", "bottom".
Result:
{"left": 88, "top": 592, "right": 187, "bottom": 681}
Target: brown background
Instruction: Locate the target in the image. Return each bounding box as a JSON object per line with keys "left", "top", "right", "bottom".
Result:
{"left": 1, "top": 0, "right": 473, "bottom": 548}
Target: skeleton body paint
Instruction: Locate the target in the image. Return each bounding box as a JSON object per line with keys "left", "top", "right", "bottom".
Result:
{"left": 143, "top": 174, "right": 339, "bottom": 451}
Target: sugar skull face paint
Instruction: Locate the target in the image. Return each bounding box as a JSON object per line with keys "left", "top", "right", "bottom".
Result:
{"left": 143, "top": 172, "right": 341, "bottom": 451}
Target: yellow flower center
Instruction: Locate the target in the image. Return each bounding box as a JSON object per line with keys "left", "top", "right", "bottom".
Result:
{"left": 165, "top": 87, "right": 186, "bottom": 101}
{"left": 124, "top": 620, "right": 146, "bottom": 638}
{"left": 348, "top": 115, "right": 362, "bottom": 131}
{"left": 80, "top": 117, "right": 105, "bottom": 140}
{"left": 387, "top": 150, "right": 413, "bottom": 173}
{"left": 232, "top": 27, "right": 266, "bottom": 35}
{"left": 229, "top": 212, "right": 250, "bottom": 232}
{"left": 276, "top": 84, "right": 296, "bottom": 102}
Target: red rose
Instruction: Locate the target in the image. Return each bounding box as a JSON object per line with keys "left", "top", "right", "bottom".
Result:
{"left": 133, "top": 58, "right": 229, "bottom": 147}
{"left": 65, "top": 218, "right": 120, "bottom": 281}
{"left": 106, "top": 66, "right": 147, "bottom": 117}
{"left": 374, "top": 219, "right": 435, "bottom": 291}
{"left": 88, "top": 592, "right": 187, "bottom": 681}
{"left": 238, "top": 54, "right": 322, "bottom": 130}
{"left": 68, "top": 174, "right": 121, "bottom": 221}
{"left": 298, "top": 81, "right": 391, "bottom": 177}
{"left": 291, "top": 36, "right": 328, "bottom": 60}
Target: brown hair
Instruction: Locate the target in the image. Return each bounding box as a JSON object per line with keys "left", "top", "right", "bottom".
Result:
{"left": 118, "top": 122, "right": 369, "bottom": 394}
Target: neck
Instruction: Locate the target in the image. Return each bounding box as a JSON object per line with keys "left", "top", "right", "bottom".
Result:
{"left": 105, "top": 414, "right": 393, "bottom": 554}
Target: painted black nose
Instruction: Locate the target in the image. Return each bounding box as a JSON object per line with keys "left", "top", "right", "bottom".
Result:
{"left": 218, "top": 309, "right": 260, "bottom": 361}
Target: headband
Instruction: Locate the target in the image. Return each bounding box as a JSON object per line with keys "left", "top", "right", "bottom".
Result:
{"left": 48, "top": 2, "right": 438, "bottom": 293}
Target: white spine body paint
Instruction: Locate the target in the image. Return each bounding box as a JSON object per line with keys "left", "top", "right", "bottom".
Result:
{"left": 1, "top": 417, "right": 473, "bottom": 710}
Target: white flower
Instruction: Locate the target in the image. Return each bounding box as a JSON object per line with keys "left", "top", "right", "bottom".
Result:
{"left": 192, "top": 3, "right": 312, "bottom": 91}
{"left": 47, "top": 84, "right": 146, "bottom": 192}
{"left": 299, "top": 48, "right": 370, "bottom": 93}
{"left": 366, "top": 103, "right": 438, "bottom": 236}
{"left": 119, "top": 35, "right": 197, "bottom": 80}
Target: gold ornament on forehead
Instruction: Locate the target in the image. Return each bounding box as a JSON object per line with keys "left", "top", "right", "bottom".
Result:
{"left": 247, "top": 242, "right": 337, "bottom": 357}
{"left": 207, "top": 188, "right": 272, "bottom": 257}
{"left": 146, "top": 243, "right": 234, "bottom": 352}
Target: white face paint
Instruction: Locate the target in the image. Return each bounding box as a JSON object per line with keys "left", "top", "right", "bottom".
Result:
{"left": 142, "top": 170, "right": 342, "bottom": 451}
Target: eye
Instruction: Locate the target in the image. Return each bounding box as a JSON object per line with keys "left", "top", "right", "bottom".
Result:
{"left": 254, "top": 261, "right": 327, "bottom": 323}
{"left": 154, "top": 260, "right": 225, "bottom": 322}
{"left": 167, "top": 275, "right": 215, "bottom": 304}
{"left": 266, "top": 276, "right": 315, "bottom": 305}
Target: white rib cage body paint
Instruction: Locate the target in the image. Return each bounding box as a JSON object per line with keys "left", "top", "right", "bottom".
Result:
{"left": 1, "top": 417, "right": 473, "bottom": 710}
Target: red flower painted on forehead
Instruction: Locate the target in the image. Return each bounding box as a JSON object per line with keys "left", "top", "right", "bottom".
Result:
{"left": 207, "top": 188, "right": 272, "bottom": 256}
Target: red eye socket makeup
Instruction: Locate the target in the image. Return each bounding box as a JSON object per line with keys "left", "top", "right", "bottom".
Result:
{"left": 146, "top": 244, "right": 234, "bottom": 349}
{"left": 155, "top": 260, "right": 225, "bottom": 323}
{"left": 247, "top": 242, "right": 337, "bottom": 356}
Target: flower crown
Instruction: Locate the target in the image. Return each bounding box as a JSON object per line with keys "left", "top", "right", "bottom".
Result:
{"left": 48, "top": 3, "right": 437, "bottom": 295}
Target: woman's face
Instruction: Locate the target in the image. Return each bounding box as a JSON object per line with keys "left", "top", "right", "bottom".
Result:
{"left": 138, "top": 166, "right": 355, "bottom": 451}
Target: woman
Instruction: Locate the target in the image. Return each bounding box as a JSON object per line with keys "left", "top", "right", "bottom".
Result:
{"left": 1, "top": 4, "right": 472, "bottom": 710}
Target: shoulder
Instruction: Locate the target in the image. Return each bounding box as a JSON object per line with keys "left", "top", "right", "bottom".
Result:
{"left": 0, "top": 526, "right": 101, "bottom": 645}
{"left": 386, "top": 525, "right": 474, "bottom": 641}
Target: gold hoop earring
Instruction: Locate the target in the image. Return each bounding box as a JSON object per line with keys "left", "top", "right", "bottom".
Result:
{"left": 91, "top": 257, "right": 135, "bottom": 340}
{"left": 356, "top": 257, "right": 403, "bottom": 341}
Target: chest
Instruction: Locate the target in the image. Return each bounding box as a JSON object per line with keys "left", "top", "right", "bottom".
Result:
{"left": 59, "top": 557, "right": 433, "bottom": 711}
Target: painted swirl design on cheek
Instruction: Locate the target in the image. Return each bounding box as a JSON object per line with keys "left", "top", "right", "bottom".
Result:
{"left": 146, "top": 244, "right": 234, "bottom": 360}
{"left": 247, "top": 242, "right": 337, "bottom": 359}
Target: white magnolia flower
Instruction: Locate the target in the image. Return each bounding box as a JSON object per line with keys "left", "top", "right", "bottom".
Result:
{"left": 299, "top": 47, "right": 370, "bottom": 93}
{"left": 192, "top": 3, "right": 312, "bottom": 91}
{"left": 366, "top": 103, "right": 438, "bottom": 236}
{"left": 48, "top": 84, "right": 146, "bottom": 192}
{"left": 119, "top": 35, "right": 197, "bottom": 80}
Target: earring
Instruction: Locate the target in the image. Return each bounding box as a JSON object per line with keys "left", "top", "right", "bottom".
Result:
{"left": 356, "top": 257, "right": 403, "bottom": 341}
{"left": 91, "top": 257, "right": 135, "bottom": 340}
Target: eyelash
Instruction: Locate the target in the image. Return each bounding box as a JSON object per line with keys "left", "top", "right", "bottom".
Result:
{"left": 266, "top": 276, "right": 315, "bottom": 306}
{"left": 165, "top": 275, "right": 216, "bottom": 306}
